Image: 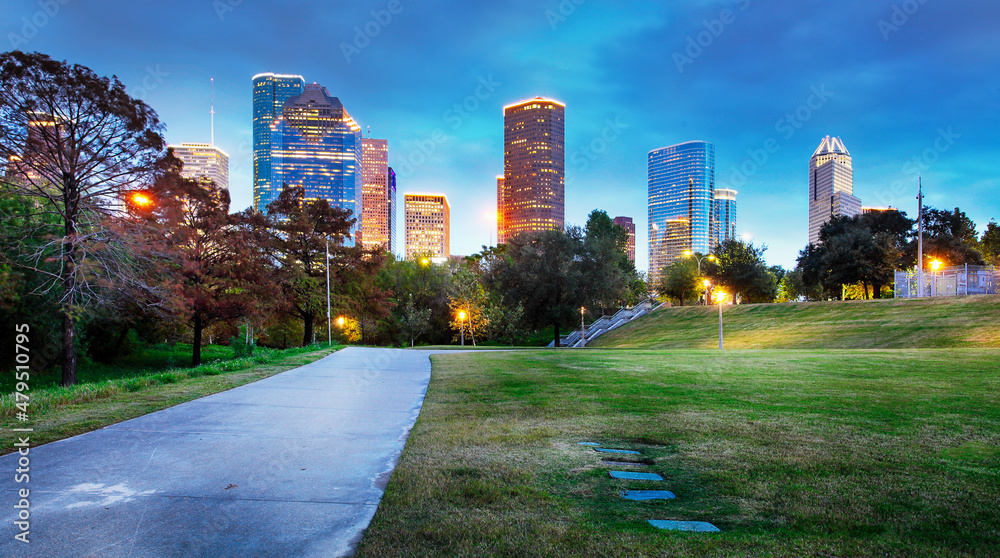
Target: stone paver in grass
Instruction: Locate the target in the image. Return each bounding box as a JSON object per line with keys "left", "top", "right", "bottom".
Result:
{"left": 622, "top": 490, "right": 676, "bottom": 501}
{"left": 648, "top": 520, "right": 720, "bottom": 532}
{"left": 602, "top": 460, "right": 648, "bottom": 467}
{"left": 609, "top": 471, "right": 663, "bottom": 481}
{"left": 577, "top": 442, "right": 601, "bottom": 446}
{"left": 595, "top": 448, "right": 640, "bottom": 455}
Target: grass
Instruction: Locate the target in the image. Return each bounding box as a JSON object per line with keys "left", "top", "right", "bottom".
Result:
{"left": 0, "top": 343, "right": 339, "bottom": 453}
{"left": 592, "top": 295, "right": 1000, "bottom": 349}
{"left": 355, "top": 349, "right": 1000, "bottom": 557}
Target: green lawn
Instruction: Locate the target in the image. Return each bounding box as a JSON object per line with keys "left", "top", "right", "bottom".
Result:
{"left": 592, "top": 295, "right": 1000, "bottom": 349}
{"left": 355, "top": 349, "right": 1000, "bottom": 557}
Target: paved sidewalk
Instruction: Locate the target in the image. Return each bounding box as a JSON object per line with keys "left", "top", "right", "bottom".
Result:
{"left": 0, "top": 347, "right": 448, "bottom": 557}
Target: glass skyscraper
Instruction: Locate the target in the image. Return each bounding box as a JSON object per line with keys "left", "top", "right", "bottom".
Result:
{"left": 713, "top": 188, "right": 737, "bottom": 244}
{"left": 647, "top": 141, "right": 715, "bottom": 286}
{"left": 270, "top": 84, "right": 363, "bottom": 235}
{"left": 252, "top": 73, "right": 304, "bottom": 212}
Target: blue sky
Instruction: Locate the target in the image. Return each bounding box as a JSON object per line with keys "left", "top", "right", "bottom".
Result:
{"left": 6, "top": 0, "right": 999, "bottom": 270}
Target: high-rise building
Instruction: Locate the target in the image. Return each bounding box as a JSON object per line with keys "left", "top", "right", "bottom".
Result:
{"left": 405, "top": 194, "right": 449, "bottom": 260}
{"left": 647, "top": 141, "right": 715, "bottom": 286}
{"left": 387, "top": 167, "right": 397, "bottom": 255}
{"left": 252, "top": 73, "right": 304, "bottom": 212}
{"left": 713, "top": 188, "right": 737, "bottom": 244}
{"left": 169, "top": 143, "right": 229, "bottom": 190}
{"left": 499, "top": 97, "right": 565, "bottom": 243}
{"left": 496, "top": 175, "right": 505, "bottom": 242}
{"left": 270, "top": 83, "right": 363, "bottom": 230}
{"left": 613, "top": 216, "right": 636, "bottom": 263}
{"left": 808, "top": 136, "right": 860, "bottom": 245}
{"left": 361, "top": 137, "right": 391, "bottom": 251}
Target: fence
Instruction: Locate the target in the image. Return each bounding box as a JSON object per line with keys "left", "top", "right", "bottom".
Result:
{"left": 894, "top": 265, "right": 999, "bottom": 298}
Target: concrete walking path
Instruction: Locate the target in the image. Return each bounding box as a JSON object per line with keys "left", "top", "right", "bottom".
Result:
{"left": 0, "top": 347, "right": 452, "bottom": 557}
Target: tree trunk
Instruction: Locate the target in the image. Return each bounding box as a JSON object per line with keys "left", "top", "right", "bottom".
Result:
{"left": 193, "top": 313, "right": 203, "bottom": 366}
{"left": 303, "top": 313, "right": 314, "bottom": 347}
{"left": 554, "top": 323, "right": 561, "bottom": 347}
{"left": 61, "top": 311, "right": 77, "bottom": 386}
{"left": 61, "top": 215, "right": 78, "bottom": 386}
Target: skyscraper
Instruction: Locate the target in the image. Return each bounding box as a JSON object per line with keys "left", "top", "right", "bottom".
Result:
{"left": 808, "top": 136, "right": 860, "bottom": 245}
{"left": 387, "top": 167, "right": 397, "bottom": 255}
{"left": 361, "top": 137, "right": 391, "bottom": 251}
{"left": 252, "top": 73, "right": 304, "bottom": 212}
{"left": 713, "top": 188, "right": 737, "bottom": 244}
{"left": 500, "top": 97, "right": 565, "bottom": 243}
{"left": 613, "top": 216, "right": 636, "bottom": 263}
{"left": 648, "top": 141, "right": 715, "bottom": 286}
{"left": 169, "top": 143, "right": 229, "bottom": 190}
{"left": 405, "top": 194, "right": 449, "bottom": 260}
{"left": 270, "top": 83, "right": 363, "bottom": 228}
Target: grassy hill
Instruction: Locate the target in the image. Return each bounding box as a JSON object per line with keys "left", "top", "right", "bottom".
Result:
{"left": 591, "top": 295, "right": 1000, "bottom": 349}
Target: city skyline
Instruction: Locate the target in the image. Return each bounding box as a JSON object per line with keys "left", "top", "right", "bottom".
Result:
{"left": 12, "top": 1, "right": 999, "bottom": 270}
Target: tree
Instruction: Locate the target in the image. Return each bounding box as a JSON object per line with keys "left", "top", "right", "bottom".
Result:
{"left": 708, "top": 239, "right": 777, "bottom": 303}
{"left": 399, "top": 294, "right": 431, "bottom": 347}
{"left": 913, "top": 206, "right": 984, "bottom": 267}
{"left": 584, "top": 209, "right": 640, "bottom": 308}
{"left": 485, "top": 228, "right": 588, "bottom": 347}
{"left": 980, "top": 221, "right": 1000, "bottom": 266}
{"left": 266, "top": 185, "right": 354, "bottom": 346}
{"left": 658, "top": 257, "right": 701, "bottom": 306}
{"left": 150, "top": 164, "right": 272, "bottom": 365}
{"left": 0, "top": 52, "right": 166, "bottom": 385}
{"left": 448, "top": 266, "right": 488, "bottom": 345}
{"left": 331, "top": 245, "right": 393, "bottom": 345}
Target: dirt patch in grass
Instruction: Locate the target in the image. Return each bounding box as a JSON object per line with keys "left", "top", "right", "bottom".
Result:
{"left": 355, "top": 349, "right": 1000, "bottom": 557}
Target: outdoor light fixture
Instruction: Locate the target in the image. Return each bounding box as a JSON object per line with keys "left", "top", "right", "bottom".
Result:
{"left": 716, "top": 291, "right": 727, "bottom": 350}
{"left": 459, "top": 310, "right": 466, "bottom": 346}
{"left": 337, "top": 316, "right": 345, "bottom": 327}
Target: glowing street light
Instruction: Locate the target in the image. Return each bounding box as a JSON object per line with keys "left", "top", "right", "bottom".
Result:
{"left": 684, "top": 251, "right": 717, "bottom": 275}
{"left": 337, "top": 316, "right": 345, "bottom": 328}
{"left": 131, "top": 192, "right": 152, "bottom": 207}
{"left": 580, "top": 306, "right": 586, "bottom": 347}
{"left": 458, "top": 310, "right": 466, "bottom": 346}
{"left": 930, "top": 259, "right": 942, "bottom": 297}
{"left": 715, "top": 290, "right": 728, "bottom": 350}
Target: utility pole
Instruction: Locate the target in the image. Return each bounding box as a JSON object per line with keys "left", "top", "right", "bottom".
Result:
{"left": 917, "top": 178, "right": 924, "bottom": 297}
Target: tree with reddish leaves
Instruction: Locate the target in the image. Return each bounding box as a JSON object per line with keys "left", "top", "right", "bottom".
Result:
{"left": 0, "top": 51, "right": 166, "bottom": 385}
{"left": 149, "top": 156, "right": 275, "bottom": 365}
{"left": 265, "top": 185, "right": 354, "bottom": 346}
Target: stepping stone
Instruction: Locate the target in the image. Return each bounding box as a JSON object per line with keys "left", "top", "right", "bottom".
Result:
{"left": 648, "top": 520, "right": 720, "bottom": 532}
{"left": 594, "top": 448, "right": 640, "bottom": 455}
{"left": 602, "top": 460, "right": 647, "bottom": 467}
{"left": 609, "top": 471, "right": 663, "bottom": 481}
{"left": 622, "top": 490, "right": 676, "bottom": 500}
{"left": 577, "top": 442, "right": 601, "bottom": 446}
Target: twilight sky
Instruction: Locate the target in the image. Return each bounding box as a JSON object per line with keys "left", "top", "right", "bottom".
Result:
{"left": 6, "top": 0, "right": 999, "bottom": 270}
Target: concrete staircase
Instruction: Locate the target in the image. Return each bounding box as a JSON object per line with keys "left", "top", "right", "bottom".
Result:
{"left": 548, "top": 299, "right": 664, "bottom": 348}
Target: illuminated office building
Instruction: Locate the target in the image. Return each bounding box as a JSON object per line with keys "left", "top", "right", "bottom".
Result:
{"left": 252, "top": 72, "right": 304, "bottom": 211}
{"left": 405, "top": 194, "right": 449, "bottom": 260}
{"left": 647, "top": 141, "right": 714, "bottom": 286}
{"left": 613, "top": 216, "right": 636, "bottom": 263}
{"left": 808, "top": 136, "right": 860, "bottom": 245}
{"left": 713, "top": 188, "right": 737, "bottom": 244}
{"left": 169, "top": 143, "right": 229, "bottom": 190}
{"left": 270, "top": 83, "right": 363, "bottom": 229}
{"left": 387, "top": 167, "right": 397, "bottom": 255}
{"left": 361, "top": 138, "right": 392, "bottom": 251}
{"left": 500, "top": 97, "right": 565, "bottom": 243}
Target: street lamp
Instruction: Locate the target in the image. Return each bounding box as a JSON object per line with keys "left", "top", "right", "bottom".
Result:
{"left": 580, "top": 306, "right": 586, "bottom": 347}
{"left": 930, "top": 259, "right": 942, "bottom": 297}
{"left": 683, "top": 251, "right": 717, "bottom": 274}
{"left": 458, "top": 310, "right": 466, "bottom": 346}
{"left": 702, "top": 278, "right": 711, "bottom": 306}
{"left": 715, "top": 290, "right": 727, "bottom": 350}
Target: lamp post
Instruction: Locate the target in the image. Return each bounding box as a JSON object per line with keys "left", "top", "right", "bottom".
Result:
{"left": 716, "top": 291, "right": 727, "bottom": 350}
{"left": 325, "top": 238, "right": 331, "bottom": 347}
{"left": 702, "top": 279, "right": 711, "bottom": 306}
{"left": 459, "top": 310, "right": 466, "bottom": 346}
{"left": 930, "top": 259, "right": 941, "bottom": 297}
{"left": 580, "top": 306, "right": 586, "bottom": 348}
{"left": 685, "top": 251, "right": 717, "bottom": 305}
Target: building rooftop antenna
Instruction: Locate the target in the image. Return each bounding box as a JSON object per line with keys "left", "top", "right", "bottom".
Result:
{"left": 210, "top": 78, "right": 215, "bottom": 146}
